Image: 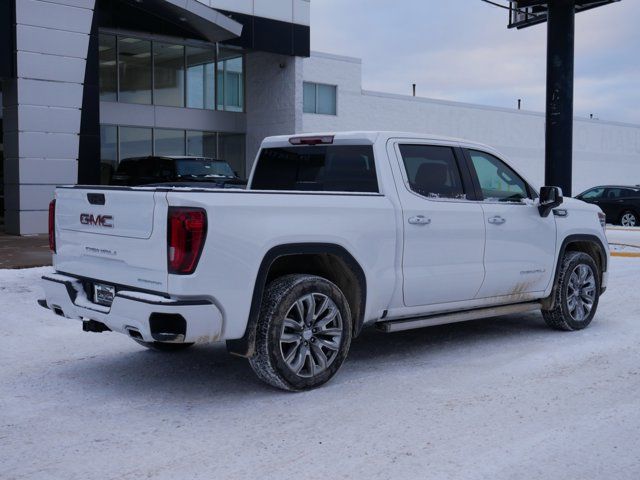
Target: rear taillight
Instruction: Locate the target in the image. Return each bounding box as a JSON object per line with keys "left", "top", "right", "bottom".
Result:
{"left": 167, "top": 207, "right": 207, "bottom": 275}
{"left": 48, "top": 199, "right": 56, "bottom": 253}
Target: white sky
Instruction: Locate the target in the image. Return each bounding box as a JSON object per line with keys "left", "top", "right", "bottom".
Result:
{"left": 310, "top": 0, "right": 640, "bottom": 125}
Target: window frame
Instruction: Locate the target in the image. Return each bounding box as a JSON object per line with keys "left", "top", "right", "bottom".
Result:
{"left": 394, "top": 142, "right": 478, "bottom": 202}
{"left": 462, "top": 148, "right": 536, "bottom": 204}
{"left": 303, "top": 81, "right": 338, "bottom": 116}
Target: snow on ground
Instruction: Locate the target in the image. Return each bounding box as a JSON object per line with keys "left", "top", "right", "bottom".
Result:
{"left": 1, "top": 260, "right": 640, "bottom": 480}
{"left": 607, "top": 226, "right": 640, "bottom": 248}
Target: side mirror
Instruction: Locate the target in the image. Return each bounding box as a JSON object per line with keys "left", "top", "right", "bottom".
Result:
{"left": 538, "top": 186, "right": 564, "bottom": 217}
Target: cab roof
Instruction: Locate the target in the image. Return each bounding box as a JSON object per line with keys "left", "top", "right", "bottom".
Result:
{"left": 261, "top": 131, "right": 498, "bottom": 151}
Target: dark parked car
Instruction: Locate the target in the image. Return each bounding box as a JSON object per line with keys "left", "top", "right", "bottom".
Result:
{"left": 111, "top": 156, "right": 247, "bottom": 189}
{"left": 576, "top": 185, "right": 640, "bottom": 227}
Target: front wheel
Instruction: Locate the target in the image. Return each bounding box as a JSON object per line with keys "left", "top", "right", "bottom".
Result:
{"left": 249, "top": 274, "right": 353, "bottom": 391}
{"left": 620, "top": 210, "right": 638, "bottom": 227}
{"left": 542, "top": 251, "right": 600, "bottom": 331}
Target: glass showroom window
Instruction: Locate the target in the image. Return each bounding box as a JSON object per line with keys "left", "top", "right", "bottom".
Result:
{"left": 118, "top": 37, "right": 152, "bottom": 104}
{"left": 217, "top": 48, "right": 244, "bottom": 112}
{"left": 303, "top": 82, "right": 337, "bottom": 115}
{"left": 99, "top": 125, "right": 118, "bottom": 184}
{"left": 155, "top": 129, "right": 186, "bottom": 156}
{"left": 154, "top": 43, "right": 185, "bottom": 107}
{"left": 99, "top": 34, "right": 117, "bottom": 102}
{"left": 119, "top": 126, "right": 152, "bottom": 161}
{"left": 218, "top": 133, "right": 246, "bottom": 177}
{"left": 187, "top": 130, "right": 218, "bottom": 158}
{"left": 187, "top": 46, "right": 216, "bottom": 110}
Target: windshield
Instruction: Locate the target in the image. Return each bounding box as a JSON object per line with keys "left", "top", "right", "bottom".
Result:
{"left": 176, "top": 159, "right": 235, "bottom": 178}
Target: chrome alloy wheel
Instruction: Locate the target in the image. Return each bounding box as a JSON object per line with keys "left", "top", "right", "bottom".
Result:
{"left": 566, "top": 264, "right": 597, "bottom": 322}
{"left": 621, "top": 212, "right": 637, "bottom": 227}
{"left": 279, "top": 293, "right": 343, "bottom": 378}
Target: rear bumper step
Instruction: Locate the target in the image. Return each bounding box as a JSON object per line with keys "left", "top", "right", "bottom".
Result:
{"left": 377, "top": 301, "right": 541, "bottom": 333}
{"left": 40, "top": 273, "right": 223, "bottom": 344}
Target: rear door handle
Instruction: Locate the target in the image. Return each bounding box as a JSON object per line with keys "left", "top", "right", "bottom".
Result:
{"left": 488, "top": 216, "right": 506, "bottom": 225}
{"left": 408, "top": 215, "right": 431, "bottom": 225}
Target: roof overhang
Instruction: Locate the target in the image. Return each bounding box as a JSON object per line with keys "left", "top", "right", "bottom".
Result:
{"left": 121, "top": 0, "right": 243, "bottom": 42}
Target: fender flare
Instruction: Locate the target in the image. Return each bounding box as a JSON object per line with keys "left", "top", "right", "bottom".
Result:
{"left": 543, "top": 234, "right": 608, "bottom": 309}
{"left": 226, "top": 243, "right": 367, "bottom": 358}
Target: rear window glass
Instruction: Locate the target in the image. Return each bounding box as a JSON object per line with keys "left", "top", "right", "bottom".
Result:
{"left": 251, "top": 145, "right": 378, "bottom": 193}
{"left": 176, "top": 159, "right": 235, "bottom": 178}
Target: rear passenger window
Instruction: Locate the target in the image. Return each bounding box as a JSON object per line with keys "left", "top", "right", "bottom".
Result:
{"left": 399, "top": 145, "right": 465, "bottom": 199}
{"left": 251, "top": 145, "right": 378, "bottom": 193}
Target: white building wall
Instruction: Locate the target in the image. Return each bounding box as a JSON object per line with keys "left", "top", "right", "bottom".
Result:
{"left": 302, "top": 52, "right": 640, "bottom": 194}
{"left": 245, "top": 52, "right": 303, "bottom": 170}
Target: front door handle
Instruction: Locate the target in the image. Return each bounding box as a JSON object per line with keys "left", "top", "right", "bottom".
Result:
{"left": 488, "top": 215, "right": 506, "bottom": 225}
{"left": 408, "top": 215, "right": 431, "bottom": 225}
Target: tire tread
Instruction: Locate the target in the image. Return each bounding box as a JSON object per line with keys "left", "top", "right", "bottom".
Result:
{"left": 542, "top": 251, "right": 599, "bottom": 331}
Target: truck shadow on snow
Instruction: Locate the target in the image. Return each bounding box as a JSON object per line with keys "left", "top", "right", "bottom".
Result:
{"left": 58, "top": 310, "right": 572, "bottom": 398}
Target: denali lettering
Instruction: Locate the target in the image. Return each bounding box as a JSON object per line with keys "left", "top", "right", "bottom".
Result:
{"left": 80, "top": 214, "right": 113, "bottom": 228}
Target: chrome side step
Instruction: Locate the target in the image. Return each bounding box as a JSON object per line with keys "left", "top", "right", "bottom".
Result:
{"left": 376, "top": 301, "right": 541, "bottom": 333}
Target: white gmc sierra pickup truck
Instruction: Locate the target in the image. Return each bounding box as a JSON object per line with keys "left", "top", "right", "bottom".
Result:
{"left": 40, "top": 132, "right": 609, "bottom": 391}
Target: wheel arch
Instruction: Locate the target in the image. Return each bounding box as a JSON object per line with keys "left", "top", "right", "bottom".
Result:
{"left": 543, "top": 234, "right": 608, "bottom": 309}
{"left": 226, "top": 243, "right": 367, "bottom": 358}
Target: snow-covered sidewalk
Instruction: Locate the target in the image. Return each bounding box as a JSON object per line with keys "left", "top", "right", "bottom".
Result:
{"left": 1, "top": 259, "right": 639, "bottom": 480}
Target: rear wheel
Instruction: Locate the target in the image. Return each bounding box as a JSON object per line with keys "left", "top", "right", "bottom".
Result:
{"left": 620, "top": 210, "right": 638, "bottom": 227}
{"left": 542, "top": 251, "right": 600, "bottom": 331}
{"left": 249, "top": 274, "right": 352, "bottom": 391}
{"left": 133, "top": 339, "right": 194, "bottom": 352}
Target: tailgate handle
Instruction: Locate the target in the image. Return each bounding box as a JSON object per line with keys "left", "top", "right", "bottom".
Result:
{"left": 87, "top": 193, "right": 105, "bottom": 205}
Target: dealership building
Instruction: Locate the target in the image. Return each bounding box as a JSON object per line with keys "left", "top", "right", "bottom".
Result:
{"left": 1, "top": 0, "right": 639, "bottom": 235}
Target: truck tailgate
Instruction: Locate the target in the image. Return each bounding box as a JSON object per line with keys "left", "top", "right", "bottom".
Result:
{"left": 53, "top": 187, "right": 169, "bottom": 292}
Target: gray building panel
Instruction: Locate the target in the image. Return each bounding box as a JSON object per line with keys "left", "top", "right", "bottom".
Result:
{"left": 10, "top": 105, "right": 81, "bottom": 135}
{"left": 153, "top": 106, "right": 247, "bottom": 132}
{"left": 15, "top": 158, "right": 79, "bottom": 184}
{"left": 17, "top": 51, "right": 87, "bottom": 84}
{"left": 16, "top": 79, "right": 84, "bottom": 109}
{"left": 16, "top": 25, "right": 90, "bottom": 59}
{"left": 11, "top": 210, "right": 49, "bottom": 235}
{"left": 17, "top": 131, "right": 80, "bottom": 159}
{"left": 14, "top": 184, "right": 58, "bottom": 210}
{"left": 15, "top": 0, "right": 94, "bottom": 34}
{"left": 98, "top": 102, "right": 156, "bottom": 128}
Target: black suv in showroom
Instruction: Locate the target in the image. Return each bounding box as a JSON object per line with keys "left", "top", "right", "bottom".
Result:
{"left": 110, "top": 156, "right": 247, "bottom": 189}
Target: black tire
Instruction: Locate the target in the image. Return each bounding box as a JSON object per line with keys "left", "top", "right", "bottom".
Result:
{"left": 542, "top": 251, "right": 601, "bottom": 331}
{"left": 620, "top": 210, "right": 638, "bottom": 227}
{"left": 249, "top": 274, "right": 353, "bottom": 391}
{"left": 133, "top": 339, "right": 195, "bottom": 352}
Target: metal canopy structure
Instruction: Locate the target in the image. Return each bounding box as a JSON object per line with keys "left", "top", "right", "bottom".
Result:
{"left": 508, "top": 0, "right": 621, "bottom": 29}
{"left": 484, "top": 0, "right": 621, "bottom": 196}
{"left": 119, "top": 0, "right": 243, "bottom": 43}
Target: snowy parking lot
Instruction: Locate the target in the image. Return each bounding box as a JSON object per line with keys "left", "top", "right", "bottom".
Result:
{"left": 1, "top": 257, "right": 639, "bottom": 479}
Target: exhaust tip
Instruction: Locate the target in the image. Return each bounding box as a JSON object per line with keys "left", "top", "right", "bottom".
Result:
{"left": 83, "top": 320, "right": 111, "bottom": 333}
{"left": 127, "top": 328, "right": 143, "bottom": 340}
